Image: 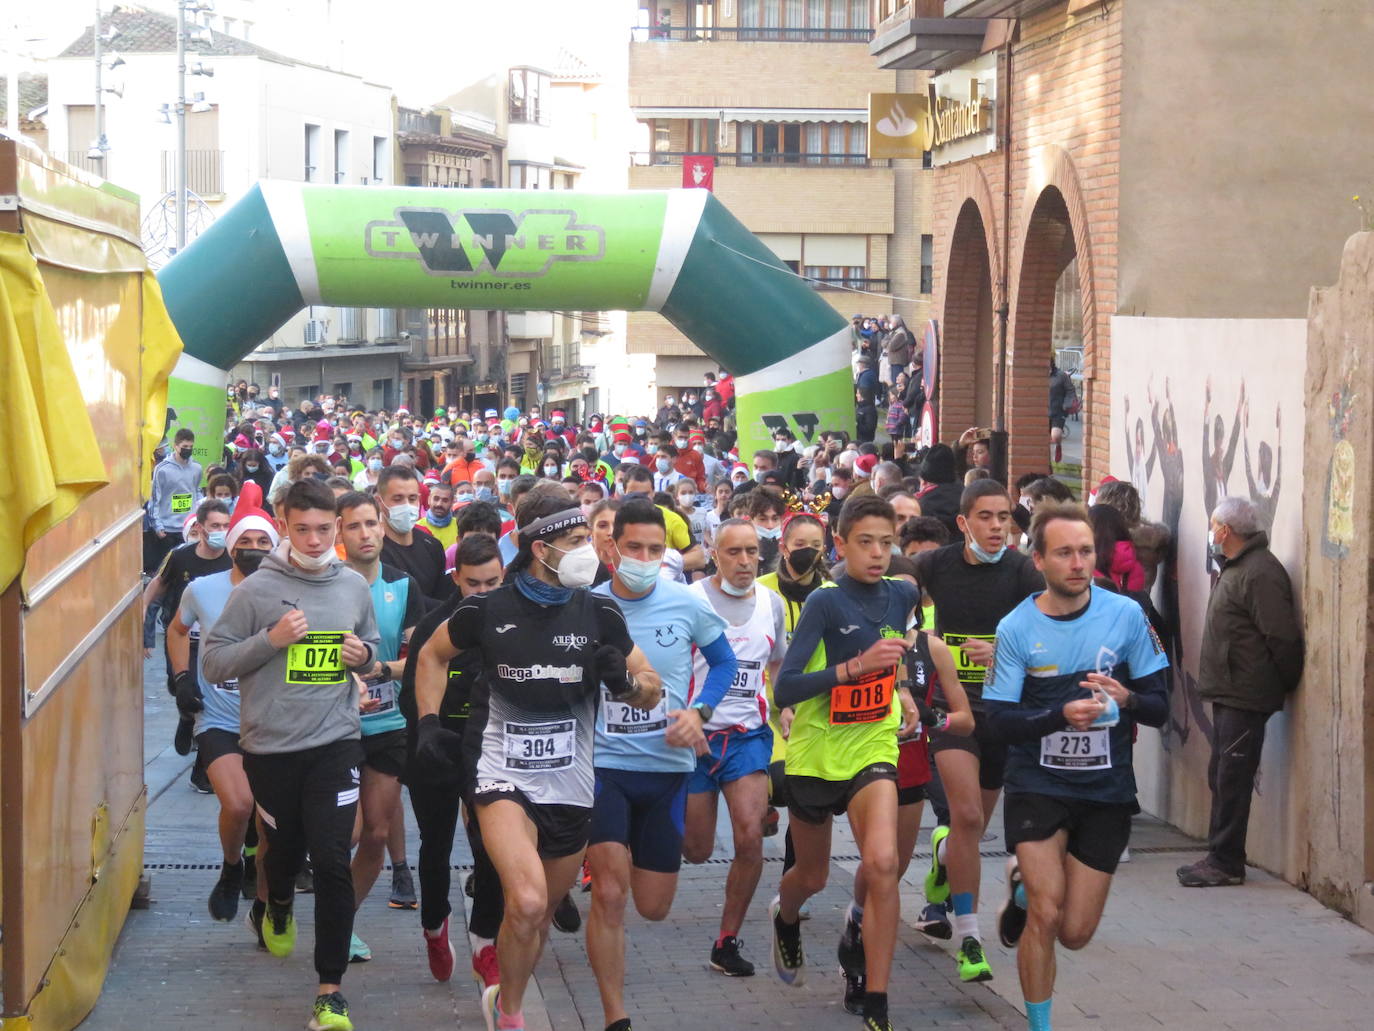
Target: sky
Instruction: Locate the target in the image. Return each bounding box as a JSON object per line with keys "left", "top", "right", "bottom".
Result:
{"left": 5, "top": 0, "right": 637, "bottom": 105}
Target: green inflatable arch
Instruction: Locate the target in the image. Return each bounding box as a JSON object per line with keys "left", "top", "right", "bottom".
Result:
{"left": 157, "top": 183, "right": 853, "bottom": 457}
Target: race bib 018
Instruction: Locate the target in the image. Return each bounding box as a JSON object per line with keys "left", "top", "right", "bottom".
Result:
{"left": 830, "top": 667, "right": 896, "bottom": 726}
{"left": 286, "top": 632, "right": 347, "bottom": 685}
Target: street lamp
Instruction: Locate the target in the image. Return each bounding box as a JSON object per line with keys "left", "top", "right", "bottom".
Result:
{"left": 174, "top": 0, "right": 215, "bottom": 252}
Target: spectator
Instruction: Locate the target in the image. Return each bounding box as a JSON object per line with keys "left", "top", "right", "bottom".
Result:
{"left": 1090, "top": 503, "right": 1145, "bottom": 593}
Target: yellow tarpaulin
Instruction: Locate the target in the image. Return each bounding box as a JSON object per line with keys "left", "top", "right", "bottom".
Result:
{"left": 0, "top": 232, "right": 107, "bottom": 594}
{"left": 139, "top": 273, "right": 186, "bottom": 495}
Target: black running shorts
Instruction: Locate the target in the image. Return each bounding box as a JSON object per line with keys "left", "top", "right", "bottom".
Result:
{"left": 1003, "top": 792, "right": 1133, "bottom": 875}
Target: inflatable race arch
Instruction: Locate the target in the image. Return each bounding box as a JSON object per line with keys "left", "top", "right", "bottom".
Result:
{"left": 157, "top": 183, "right": 854, "bottom": 457}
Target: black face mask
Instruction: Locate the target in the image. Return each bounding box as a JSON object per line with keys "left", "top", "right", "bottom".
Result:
{"left": 178, "top": 446, "right": 194, "bottom": 460}
{"left": 233, "top": 548, "right": 270, "bottom": 575}
{"left": 787, "top": 547, "right": 821, "bottom": 576}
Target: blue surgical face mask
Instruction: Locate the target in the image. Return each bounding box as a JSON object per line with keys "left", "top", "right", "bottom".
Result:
{"left": 497, "top": 478, "right": 513, "bottom": 496}
{"left": 475, "top": 486, "right": 496, "bottom": 503}
{"left": 367, "top": 458, "right": 383, "bottom": 471}
{"left": 656, "top": 458, "right": 673, "bottom": 475}
{"left": 756, "top": 525, "right": 782, "bottom": 541}
{"left": 206, "top": 530, "right": 228, "bottom": 550}
{"left": 455, "top": 493, "right": 475, "bottom": 505}
{"left": 615, "top": 547, "right": 663, "bottom": 593}
{"left": 967, "top": 536, "right": 1007, "bottom": 563}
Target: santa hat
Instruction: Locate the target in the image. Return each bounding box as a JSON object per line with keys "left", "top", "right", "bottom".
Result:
{"left": 238, "top": 481, "right": 264, "bottom": 511}
{"left": 550, "top": 409, "right": 566, "bottom": 420}
{"left": 279, "top": 426, "right": 295, "bottom": 441}
{"left": 182, "top": 512, "right": 199, "bottom": 537}
{"left": 688, "top": 431, "right": 706, "bottom": 446}
{"left": 854, "top": 453, "right": 879, "bottom": 476}
{"left": 613, "top": 430, "right": 632, "bottom": 444}
{"left": 226, "top": 503, "right": 280, "bottom": 552}
{"left": 313, "top": 419, "right": 333, "bottom": 441}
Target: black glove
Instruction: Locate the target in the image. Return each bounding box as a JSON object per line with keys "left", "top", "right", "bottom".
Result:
{"left": 596, "top": 645, "right": 633, "bottom": 701}
{"left": 916, "top": 698, "right": 948, "bottom": 733}
{"left": 415, "top": 714, "right": 465, "bottom": 775}
{"left": 173, "top": 670, "right": 203, "bottom": 717}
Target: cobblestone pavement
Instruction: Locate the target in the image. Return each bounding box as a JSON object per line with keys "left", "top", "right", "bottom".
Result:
{"left": 80, "top": 638, "right": 1374, "bottom": 1030}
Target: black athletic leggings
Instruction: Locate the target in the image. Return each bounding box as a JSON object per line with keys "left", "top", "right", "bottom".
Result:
{"left": 407, "top": 778, "right": 504, "bottom": 939}
{"left": 244, "top": 739, "right": 363, "bottom": 985}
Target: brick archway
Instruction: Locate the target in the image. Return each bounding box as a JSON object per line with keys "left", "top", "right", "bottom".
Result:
{"left": 936, "top": 164, "right": 1002, "bottom": 441}
{"left": 1007, "top": 145, "right": 1098, "bottom": 484}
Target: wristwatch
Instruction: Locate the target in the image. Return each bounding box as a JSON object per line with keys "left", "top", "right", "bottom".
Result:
{"left": 692, "top": 702, "right": 714, "bottom": 724}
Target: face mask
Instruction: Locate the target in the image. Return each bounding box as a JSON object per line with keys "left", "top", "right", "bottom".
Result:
{"left": 756, "top": 524, "right": 782, "bottom": 540}
{"left": 787, "top": 546, "right": 820, "bottom": 574}
{"left": 1019, "top": 495, "right": 1033, "bottom": 510}
{"left": 475, "top": 486, "right": 496, "bottom": 503}
{"left": 646, "top": 443, "right": 658, "bottom": 455}
{"left": 544, "top": 540, "right": 600, "bottom": 588}
{"left": 613, "top": 444, "right": 627, "bottom": 458}
{"left": 732, "top": 477, "right": 748, "bottom": 488}
{"left": 390, "top": 437, "right": 403, "bottom": 448}
{"left": 674, "top": 438, "right": 688, "bottom": 449}
{"left": 367, "top": 458, "right": 383, "bottom": 472}
{"left": 244, "top": 462, "right": 259, "bottom": 473}
{"left": 268, "top": 443, "right": 284, "bottom": 456}
{"left": 386, "top": 502, "right": 420, "bottom": 534}
{"left": 615, "top": 548, "right": 663, "bottom": 593}
{"left": 178, "top": 446, "right": 193, "bottom": 460}
{"left": 290, "top": 545, "right": 334, "bottom": 571}
{"left": 967, "top": 536, "right": 1007, "bottom": 564}
{"left": 497, "top": 479, "right": 513, "bottom": 496}
{"left": 719, "top": 575, "right": 752, "bottom": 597}
{"left": 233, "top": 548, "right": 270, "bottom": 575}
{"left": 543, "top": 464, "right": 559, "bottom": 476}
{"left": 693, "top": 443, "right": 705, "bottom": 454}
{"left": 205, "top": 530, "right": 228, "bottom": 550}
{"left": 831, "top": 484, "right": 847, "bottom": 499}
{"left": 1208, "top": 533, "right": 1225, "bottom": 560}
{"left": 656, "top": 458, "right": 673, "bottom": 475}
{"left": 753, "top": 469, "right": 767, "bottom": 484}
{"left": 678, "top": 493, "right": 698, "bottom": 508}
{"left": 774, "top": 440, "right": 789, "bottom": 452}
{"left": 634, "top": 427, "right": 646, "bottom": 438}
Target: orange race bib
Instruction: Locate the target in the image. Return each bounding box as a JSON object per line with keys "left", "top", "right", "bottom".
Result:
{"left": 829, "top": 667, "right": 897, "bottom": 726}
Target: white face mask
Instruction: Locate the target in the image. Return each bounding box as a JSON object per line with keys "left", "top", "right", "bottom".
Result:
{"left": 544, "top": 464, "right": 559, "bottom": 476}
{"left": 290, "top": 545, "right": 333, "bottom": 571}
{"left": 718, "top": 575, "right": 753, "bottom": 598}
{"left": 386, "top": 502, "right": 420, "bottom": 534}
{"left": 544, "top": 540, "right": 600, "bottom": 588}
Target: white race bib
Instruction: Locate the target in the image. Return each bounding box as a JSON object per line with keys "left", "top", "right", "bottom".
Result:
{"left": 602, "top": 688, "right": 668, "bottom": 735}
{"left": 726, "top": 659, "right": 764, "bottom": 700}
{"left": 365, "top": 678, "right": 396, "bottom": 713}
{"left": 1040, "top": 729, "right": 1111, "bottom": 770}
{"left": 504, "top": 719, "right": 575, "bottom": 771}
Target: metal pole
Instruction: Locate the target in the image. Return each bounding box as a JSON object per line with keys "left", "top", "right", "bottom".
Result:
{"left": 93, "top": 2, "right": 103, "bottom": 166}
{"left": 175, "top": 0, "right": 187, "bottom": 252}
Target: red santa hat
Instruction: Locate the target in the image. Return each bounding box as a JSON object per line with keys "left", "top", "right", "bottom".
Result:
{"left": 238, "top": 481, "right": 264, "bottom": 511}
{"left": 226, "top": 504, "right": 281, "bottom": 552}
{"left": 854, "top": 453, "right": 879, "bottom": 476}
{"left": 613, "top": 430, "right": 632, "bottom": 444}
{"left": 313, "top": 419, "right": 333, "bottom": 441}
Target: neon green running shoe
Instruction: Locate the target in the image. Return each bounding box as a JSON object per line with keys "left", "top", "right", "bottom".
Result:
{"left": 955, "top": 935, "right": 993, "bottom": 983}
{"left": 307, "top": 991, "right": 354, "bottom": 1031}
{"left": 263, "top": 899, "right": 296, "bottom": 958}
{"left": 925, "top": 825, "right": 951, "bottom": 905}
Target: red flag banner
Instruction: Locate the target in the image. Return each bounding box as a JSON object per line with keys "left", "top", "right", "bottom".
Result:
{"left": 682, "top": 154, "right": 715, "bottom": 192}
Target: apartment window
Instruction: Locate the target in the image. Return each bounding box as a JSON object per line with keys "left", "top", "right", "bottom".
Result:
{"left": 738, "top": 0, "right": 868, "bottom": 38}
{"left": 510, "top": 163, "right": 548, "bottom": 189}
{"left": 304, "top": 123, "right": 322, "bottom": 182}
{"left": 333, "top": 129, "right": 350, "bottom": 184}
{"left": 372, "top": 136, "right": 387, "bottom": 182}
{"left": 509, "top": 68, "right": 550, "bottom": 125}
{"left": 687, "top": 118, "right": 718, "bottom": 153}
{"left": 921, "top": 234, "right": 934, "bottom": 294}
{"left": 804, "top": 265, "right": 866, "bottom": 289}
{"left": 738, "top": 121, "right": 865, "bottom": 165}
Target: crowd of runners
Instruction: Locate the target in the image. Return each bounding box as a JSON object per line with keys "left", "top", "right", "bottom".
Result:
{"left": 140, "top": 367, "right": 1170, "bottom": 1031}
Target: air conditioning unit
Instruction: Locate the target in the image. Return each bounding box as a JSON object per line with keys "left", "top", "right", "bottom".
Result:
{"left": 304, "top": 319, "right": 327, "bottom": 346}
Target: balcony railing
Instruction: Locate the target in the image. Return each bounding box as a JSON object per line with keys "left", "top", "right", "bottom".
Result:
{"left": 630, "top": 151, "right": 888, "bottom": 168}
{"left": 632, "top": 25, "right": 870, "bottom": 42}
{"left": 398, "top": 108, "right": 442, "bottom": 135}
{"left": 161, "top": 149, "right": 224, "bottom": 196}
{"left": 808, "top": 276, "right": 890, "bottom": 292}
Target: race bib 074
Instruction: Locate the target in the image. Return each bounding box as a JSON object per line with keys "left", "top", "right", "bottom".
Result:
{"left": 286, "top": 632, "right": 347, "bottom": 685}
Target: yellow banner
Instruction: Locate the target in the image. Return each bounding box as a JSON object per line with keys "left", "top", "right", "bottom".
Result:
{"left": 868, "top": 92, "right": 930, "bottom": 159}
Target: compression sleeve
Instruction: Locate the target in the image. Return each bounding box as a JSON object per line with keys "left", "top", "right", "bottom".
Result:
{"left": 982, "top": 700, "right": 1069, "bottom": 744}
{"left": 693, "top": 632, "right": 738, "bottom": 710}
{"left": 1127, "top": 668, "right": 1169, "bottom": 728}
{"left": 774, "top": 592, "right": 840, "bottom": 708}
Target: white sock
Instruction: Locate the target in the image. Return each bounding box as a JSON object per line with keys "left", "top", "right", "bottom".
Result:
{"left": 468, "top": 932, "right": 492, "bottom": 952}
{"left": 847, "top": 900, "right": 864, "bottom": 925}
{"left": 937, "top": 836, "right": 948, "bottom": 865}
{"left": 954, "top": 913, "right": 979, "bottom": 941}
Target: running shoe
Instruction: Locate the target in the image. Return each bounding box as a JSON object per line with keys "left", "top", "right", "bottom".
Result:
{"left": 955, "top": 935, "right": 993, "bottom": 983}
{"left": 424, "top": 917, "right": 457, "bottom": 982}
{"left": 245, "top": 899, "right": 266, "bottom": 950}
{"left": 174, "top": 715, "right": 195, "bottom": 756}
{"left": 605, "top": 1021, "right": 632, "bottom": 1031}
{"left": 482, "top": 983, "right": 523, "bottom": 1031}
{"left": 263, "top": 898, "right": 296, "bottom": 958}
{"left": 837, "top": 911, "right": 865, "bottom": 976}
{"left": 768, "top": 895, "right": 806, "bottom": 987}
{"left": 241, "top": 852, "right": 257, "bottom": 900}
{"left": 997, "top": 857, "right": 1027, "bottom": 948}
{"left": 709, "top": 935, "right": 755, "bottom": 977}
{"left": 307, "top": 991, "right": 353, "bottom": 1031}
{"left": 843, "top": 971, "right": 867, "bottom": 1016}
{"left": 471, "top": 942, "right": 500, "bottom": 991}
{"left": 389, "top": 863, "right": 417, "bottom": 909}
{"left": 208, "top": 860, "right": 244, "bottom": 922}
{"left": 296, "top": 857, "right": 315, "bottom": 894}
{"left": 762, "top": 805, "right": 780, "bottom": 838}
{"left": 552, "top": 892, "right": 581, "bottom": 933}
{"left": 348, "top": 932, "right": 371, "bottom": 963}
{"left": 914, "top": 900, "right": 953, "bottom": 940}
{"left": 188, "top": 758, "right": 212, "bottom": 793}
{"left": 924, "top": 825, "right": 951, "bottom": 905}
{"left": 861, "top": 1015, "right": 893, "bottom": 1031}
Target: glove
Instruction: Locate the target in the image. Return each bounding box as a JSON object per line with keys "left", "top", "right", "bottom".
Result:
{"left": 415, "top": 714, "right": 465, "bottom": 776}
{"left": 916, "top": 698, "right": 948, "bottom": 733}
{"left": 596, "top": 645, "right": 633, "bottom": 701}
{"left": 173, "top": 670, "right": 203, "bottom": 717}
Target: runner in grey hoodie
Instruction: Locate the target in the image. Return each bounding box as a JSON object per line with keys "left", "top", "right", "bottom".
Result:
{"left": 202, "top": 478, "right": 379, "bottom": 1031}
